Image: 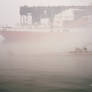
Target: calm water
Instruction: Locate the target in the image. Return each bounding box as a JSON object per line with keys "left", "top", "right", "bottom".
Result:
{"left": 0, "top": 52, "right": 92, "bottom": 92}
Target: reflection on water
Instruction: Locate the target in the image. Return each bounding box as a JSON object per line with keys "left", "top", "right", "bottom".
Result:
{"left": 0, "top": 48, "right": 92, "bottom": 92}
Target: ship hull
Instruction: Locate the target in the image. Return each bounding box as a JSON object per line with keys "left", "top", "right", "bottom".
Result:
{"left": 0, "top": 31, "right": 65, "bottom": 43}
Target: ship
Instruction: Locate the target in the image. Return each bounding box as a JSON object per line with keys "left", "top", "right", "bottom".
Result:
{"left": 0, "top": 5, "right": 92, "bottom": 55}
{"left": 0, "top": 5, "right": 92, "bottom": 43}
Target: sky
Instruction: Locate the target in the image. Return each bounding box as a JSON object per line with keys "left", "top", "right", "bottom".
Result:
{"left": 0, "top": 0, "right": 92, "bottom": 26}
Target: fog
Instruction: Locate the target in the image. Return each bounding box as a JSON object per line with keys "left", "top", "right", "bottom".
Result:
{"left": 0, "top": 35, "right": 92, "bottom": 80}
{"left": 0, "top": 29, "right": 92, "bottom": 77}
{"left": 0, "top": 1, "right": 92, "bottom": 91}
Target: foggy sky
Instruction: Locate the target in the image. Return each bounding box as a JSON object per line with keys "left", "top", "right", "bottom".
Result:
{"left": 0, "top": 0, "right": 92, "bottom": 25}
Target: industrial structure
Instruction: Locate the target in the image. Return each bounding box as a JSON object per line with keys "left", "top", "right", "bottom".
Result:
{"left": 20, "top": 5, "right": 92, "bottom": 25}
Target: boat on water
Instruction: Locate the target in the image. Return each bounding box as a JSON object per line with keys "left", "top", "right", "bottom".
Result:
{"left": 68, "top": 47, "right": 92, "bottom": 55}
